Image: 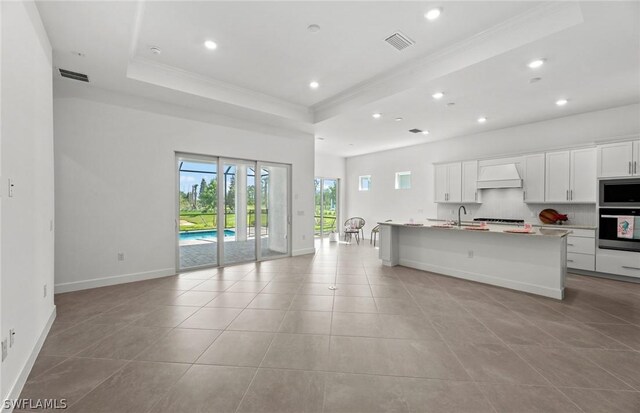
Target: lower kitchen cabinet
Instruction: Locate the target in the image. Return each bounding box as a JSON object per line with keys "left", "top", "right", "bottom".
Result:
{"left": 566, "top": 229, "right": 596, "bottom": 271}
{"left": 596, "top": 248, "right": 640, "bottom": 279}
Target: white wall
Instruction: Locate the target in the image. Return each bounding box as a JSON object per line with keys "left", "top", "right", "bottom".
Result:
{"left": 314, "top": 153, "right": 346, "bottom": 232}
{"left": 53, "top": 90, "right": 315, "bottom": 292}
{"left": 1, "top": 0, "right": 55, "bottom": 403}
{"left": 346, "top": 104, "right": 640, "bottom": 236}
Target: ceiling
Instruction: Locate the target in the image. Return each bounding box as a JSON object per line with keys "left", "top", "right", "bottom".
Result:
{"left": 36, "top": 1, "right": 640, "bottom": 157}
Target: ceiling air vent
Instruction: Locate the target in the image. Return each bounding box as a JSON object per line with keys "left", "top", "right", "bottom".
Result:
{"left": 408, "top": 128, "right": 423, "bottom": 134}
{"left": 59, "top": 68, "right": 89, "bottom": 82}
{"left": 384, "top": 31, "right": 415, "bottom": 51}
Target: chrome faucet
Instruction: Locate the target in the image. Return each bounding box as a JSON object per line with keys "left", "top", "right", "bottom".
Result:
{"left": 457, "top": 205, "right": 467, "bottom": 227}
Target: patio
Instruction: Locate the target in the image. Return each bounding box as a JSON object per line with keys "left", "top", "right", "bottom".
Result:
{"left": 180, "top": 237, "right": 285, "bottom": 268}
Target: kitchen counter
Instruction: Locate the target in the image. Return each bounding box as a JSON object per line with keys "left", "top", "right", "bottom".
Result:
{"left": 425, "top": 218, "right": 595, "bottom": 231}
{"left": 378, "top": 221, "right": 568, "bottom": 299}
{"left": 388, "top": 221, "right": 570, "bottom": 237}
{"left": 534, "top": 223, "right": 597, "bottom": 230}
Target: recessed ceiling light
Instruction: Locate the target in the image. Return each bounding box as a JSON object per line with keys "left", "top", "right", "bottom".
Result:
{"left": 528, "top": 59, "right": 545, "bottom": 69}
{"left": 477, "top": 117, "right": 487, "bottom": 123}
{"left": 556, "top": 98, "right": 568, "bottom": 106}
{"left": 432, "top": 92, "right": 444, "bottom": 99}
{"left": 204, "top": 40, "right": 218, "bottom": 50}
{"left": 422, "top": 130, "right": 430, "bottom": 135}
{"left": 372, "top": 113, "right": 382, "bottom": 119}
{"left": 425, "top": 8, "right": 442, "bottom": 21}
{"left": 150, "top": 46, "right": 161, "bottom": 55}
{"left": 309, "top": 81, "right": 319, "bottom": 89}
{"left": 395, "top": 117, "right": 403, "bottom": 122}
{"left": 307, "top": 24, "right": 321, "bottom": 33}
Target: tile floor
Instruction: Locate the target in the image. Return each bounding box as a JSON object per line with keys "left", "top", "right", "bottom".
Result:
{"left": 19, "top": 239, "right": 640, "bottom": 412}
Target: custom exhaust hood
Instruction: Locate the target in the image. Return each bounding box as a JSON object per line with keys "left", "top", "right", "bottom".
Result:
{"left": 477, "top": 163, "right": 523, "bottom": 189}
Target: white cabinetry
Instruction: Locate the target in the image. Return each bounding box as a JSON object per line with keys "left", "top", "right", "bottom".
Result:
{"left": 566, "top": 229, "right": 596, "bottom": 271}
{"left": 462, "top": 161, "right": 480, "bottom": 203}
{"left": 545, "top": 148, "right": 596, "bottom": 203}
{"left": 434, "top": 163, "right": 462, "bottom": 203}
{"left": 570, "top": 148, "right": 597, "bottom": 202}
{"left": 596, "top": 249, "right": 640, "bottom": 279}
{"left": 597, "top": 141, "right": 640, "bottom": 178}
{"left": 523, "top": 154, "right": 545, "bottom": 203}
{"left": 545, "top": 151, "right": 571, "bottom": 202}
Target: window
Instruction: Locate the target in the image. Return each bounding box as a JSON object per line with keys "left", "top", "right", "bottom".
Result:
{"left": 395, "top": 171, "right": 411, "bottom": 190}
{"left": 359, "top": 175, "right": 371, "bottom": 191}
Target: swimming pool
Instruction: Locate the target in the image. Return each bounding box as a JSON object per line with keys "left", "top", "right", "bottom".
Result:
{"left": 179, "top": 230, "right": 235, "bottom": 241}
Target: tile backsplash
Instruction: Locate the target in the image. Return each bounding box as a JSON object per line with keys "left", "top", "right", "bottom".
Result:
{"left": 437, "top": 188, "right": 597, "bottom": 226}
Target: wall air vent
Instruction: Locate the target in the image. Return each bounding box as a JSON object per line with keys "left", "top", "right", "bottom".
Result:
{"left": 58, "top": 68, "right": 89, "bottom": 82}
{"left": 384, "top": 31, "right": 415, "bottom": 51}
{"left": 408, "top": 129, "right": 423, "bottom": 134}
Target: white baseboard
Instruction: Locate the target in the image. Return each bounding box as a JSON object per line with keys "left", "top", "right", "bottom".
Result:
{"left": 292, "top": 248, "right": 316, "bottom": 256}
{"left": 3, "top": 306, "right": 56, "bottom": 413}
{"left": 54, "top": 268, "right": 175, "bottom": 294}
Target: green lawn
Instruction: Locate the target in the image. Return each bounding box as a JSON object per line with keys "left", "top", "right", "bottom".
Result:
{"left": 180, "top": 211, "right": 268, "bottom": 232}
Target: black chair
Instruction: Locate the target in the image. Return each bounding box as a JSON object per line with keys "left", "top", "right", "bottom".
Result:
{"left": 344, "top": 217, "right": 365, "bottom": 245}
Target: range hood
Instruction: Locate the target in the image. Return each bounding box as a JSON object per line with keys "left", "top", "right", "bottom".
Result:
{"left": 477, "top": 163, "right": 523, "bottom": 189}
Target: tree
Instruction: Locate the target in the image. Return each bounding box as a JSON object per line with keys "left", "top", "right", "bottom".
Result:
{"left": 199, "top": 178, "right": 217, "bottom": 212}
{"left": 225, "top": 175, "right": 236, "bottom": 212}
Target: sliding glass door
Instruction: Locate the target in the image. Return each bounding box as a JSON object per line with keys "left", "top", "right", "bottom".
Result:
{"left": 258, "top": 163, "right": 290, "bottom": 259}
{"left": 177, "top": 157, "right": 219, "bottom": 269}
{"left": 314, "top": 177, "right": 339, "bottom": 237}
{"left": 221, "top": 159, "right": 257, "bottom": 265}
{"left": 177, "top": 154, "right": 290, "bottom": 271}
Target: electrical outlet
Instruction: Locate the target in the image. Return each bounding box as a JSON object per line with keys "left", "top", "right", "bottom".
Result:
{"left": 2, "top": 339, "right": 7, "bottom": 361}
{"left": 117, "top": 252, "right": 125, "bottom": 261}
{"left": 43, "top": 284, "right": 47, "bottom": 298}
{"left": 9, "top": 329, "right": 15, "bottom": 347}
{"left": 468, "top": 250, "right": 474, "bottom": 258}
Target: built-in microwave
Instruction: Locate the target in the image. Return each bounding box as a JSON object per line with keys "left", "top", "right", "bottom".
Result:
{"left": 599, "top": 178, "right": 640, "bottom": 207}
{"left": 599, "top": 208, "right": 640, "bottom": 252}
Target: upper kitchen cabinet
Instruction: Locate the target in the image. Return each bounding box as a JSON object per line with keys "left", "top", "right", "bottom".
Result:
{"left": 597, "top": 140, "right": 640, "bottom": 178}
{"left": 570, "top": 148, "right": 597, "bottom": 202}
{"left": 522, "top": 154, "right": 545, "bottom": 203}
{"left": 461, "top": 161, "right": 480, "bottom": 203}
{"left": 545, "top": 148, "right": 596, "bottom": 203}
{"left": 434, "top": 162, "right": 462, "bottom": 203}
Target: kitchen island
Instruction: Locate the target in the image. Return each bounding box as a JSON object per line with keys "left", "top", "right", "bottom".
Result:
{"left": 378, "top": 222, "right": 570, "bottom": 299}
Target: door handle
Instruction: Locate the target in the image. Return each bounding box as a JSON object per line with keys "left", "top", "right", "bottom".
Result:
{"left": 523, "top": 191, "right": 526, "bottom": 201}
{"left": 622, "top": 265, "right": 640, "bottom": 271}
{"left": 567, "top": 243, "right": 574, "bottom": 246}
{"left": 567, "top": 259, "right": 574, "bottom": 263}
{"left": 570, "top": 190, "right": 573, "bottom": 200}
{"left": 629, "top": 162, "right": 632, "bottom": 175}
{"left": 475, "top": 191, "right": 477, "bottom": 202}
{"left": 566, "top": 190, "right": 569, "bottom": 201}
{"left": 635, "top": 161, "right": 637, "bottom": 174}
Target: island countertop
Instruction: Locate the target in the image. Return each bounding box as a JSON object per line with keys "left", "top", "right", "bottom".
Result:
{"left": 378, "top": 221, "right": 568, "bottom": 299}
{"left": 378, "top": 221, "right": 570, "bottom": 238}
